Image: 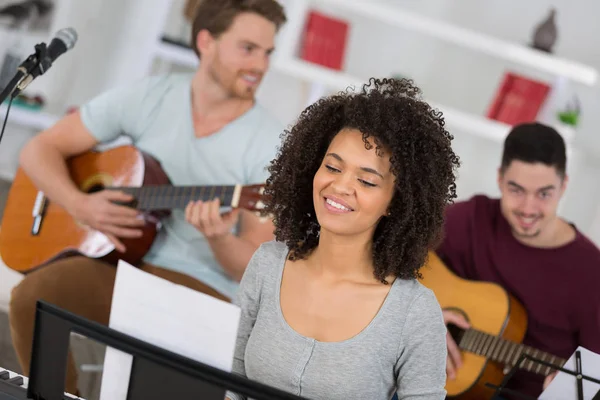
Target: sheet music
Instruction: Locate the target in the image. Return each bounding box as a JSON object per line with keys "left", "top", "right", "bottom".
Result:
{"left": 539, "top": 346, "right": 600, "bottom": 400}
{"left": 99, "top": 260, "right": 241, "bottom": 400}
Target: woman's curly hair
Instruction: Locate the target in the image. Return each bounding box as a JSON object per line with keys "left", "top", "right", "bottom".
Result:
{"left": 263, "top": 77, "right": 460, "bottom": 282}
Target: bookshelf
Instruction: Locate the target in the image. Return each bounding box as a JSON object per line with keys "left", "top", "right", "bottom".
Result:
{"left": 151, "top": 38, "right": 576, "bottom": 145}
{"left": 0, "top": 103, "right": 59, "bottom": 131}
{"left": 317, "top": 0, "right": 597, "bottom": 86}
{"left": 150, "top": 0, "right": 592, "bottom": 146}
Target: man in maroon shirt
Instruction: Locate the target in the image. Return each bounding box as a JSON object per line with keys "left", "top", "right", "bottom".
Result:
{"left": 437, "top": 122, "right": 600, "bottom": 398}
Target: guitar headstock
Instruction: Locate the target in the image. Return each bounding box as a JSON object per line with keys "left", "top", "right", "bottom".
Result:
{"left": 233, "top": 184, "right": 267, "bottom": 213}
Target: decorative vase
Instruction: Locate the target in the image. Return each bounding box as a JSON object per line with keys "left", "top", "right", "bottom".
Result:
{"left": 531, "top": 8, "right": 558, "bottom": 53}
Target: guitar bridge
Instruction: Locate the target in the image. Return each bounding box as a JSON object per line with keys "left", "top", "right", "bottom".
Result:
{"left": 31, "top": 191, "right": 47, "bottom": 236}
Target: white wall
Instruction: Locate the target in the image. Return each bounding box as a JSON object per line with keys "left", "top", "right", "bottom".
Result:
{"left": 28, "top": 0, "right": 174, "bottom": 107}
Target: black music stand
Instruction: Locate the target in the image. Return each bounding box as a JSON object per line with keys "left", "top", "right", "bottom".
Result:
{"left": 26, "top": 300, "right": 310, "bottom": 400}
{"left": 485, "top": 351, "right": 600, "bottom": 400}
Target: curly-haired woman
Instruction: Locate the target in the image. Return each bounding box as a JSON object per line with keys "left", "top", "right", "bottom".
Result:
{"left": 226, "top": 77, "right": 460, "bottom": 400}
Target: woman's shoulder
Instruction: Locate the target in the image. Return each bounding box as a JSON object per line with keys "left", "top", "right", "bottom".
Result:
{"left": 387, "top": 279, "right": 444, "bottom": 326}
{"left": 246, "top": 240, "right": 289, "bottom": 278}
{"left": 391, "top": 277, "right": 438, "bottom": 302}
{"left": 235, "top": 241, "right": 289, "bottom": 305}
{"left": 253, "top": 240, "right": 289, "bottom": 263}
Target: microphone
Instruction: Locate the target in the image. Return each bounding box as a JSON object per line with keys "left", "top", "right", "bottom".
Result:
{"left": 17, "top": 27, "right": 78, "bottom": 91}
{"left": 0, "top": 27, "right": 78, "bottom": 104}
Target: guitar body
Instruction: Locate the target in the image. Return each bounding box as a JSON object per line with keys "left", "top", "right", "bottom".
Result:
{"left": 0, "top": 146, "right": 170, "bottom": 273}
{"left": 418, "top": 252, "right": 529, "bottom": 399}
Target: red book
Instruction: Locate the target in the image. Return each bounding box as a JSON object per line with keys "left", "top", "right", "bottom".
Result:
{"left": 300, "top": 10, "right": 349, "bottom": 71}
{"left": 487, "top": 72, "right": 551, "bottom": 125}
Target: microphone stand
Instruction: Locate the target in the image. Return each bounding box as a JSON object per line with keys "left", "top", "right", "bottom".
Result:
{"left": 0, "top": 42, "right": 49, "bottom": 148}
{"left": 0, "top": 42, "right": 48, "bottom": 105}
{"left": 486, "top": 350, "right": 600, "bottom": 400}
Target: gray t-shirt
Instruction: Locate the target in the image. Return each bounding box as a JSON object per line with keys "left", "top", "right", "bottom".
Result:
{"left": 227, "top": 241, "right": 447, "bottom": 400}
{"left": 79, "top": 73, "right": 283, "bottom": 299}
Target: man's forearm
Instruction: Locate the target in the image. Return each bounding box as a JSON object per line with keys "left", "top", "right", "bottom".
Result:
{"left": 207, "top": 233, "right": 259, "bottom": 282}
{"left": 20, "top": 140, "right": 84, "bottom": 211}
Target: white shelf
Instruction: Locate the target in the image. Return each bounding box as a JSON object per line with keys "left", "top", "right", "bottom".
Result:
{"left": 153, "top": 41, "right": 576, "bottom": 145}
{"left": 154, "top": 41, "right": 198, "bottom": 69}
{"left": 154, "top": 2, "right": 598, "bottom": 86}
{"left": 318, "top": 0, "right": 598, "bottom": 86}
{"left": 0, "top": 104, "right": 60, "bottom": 131}
{"left": 274, "top": 57, "right": 576, "bottom": 144}
{"left": 436, "top": 103, "right": 575, "bottom": 144}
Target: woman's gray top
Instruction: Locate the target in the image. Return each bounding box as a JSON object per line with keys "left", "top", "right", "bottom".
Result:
{"left": 226, "top": 241, "right": 447, "bottom": 400}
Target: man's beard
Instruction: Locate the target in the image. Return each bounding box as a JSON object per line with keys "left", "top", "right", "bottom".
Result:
{"left": 510, "top": 211, "right": 543, "bottom": 239}
{"left": 511, "top": 226, "right": 542, "bottom": 238}
{"left": 208, "top": 54, "right": 256, "bottom": 100}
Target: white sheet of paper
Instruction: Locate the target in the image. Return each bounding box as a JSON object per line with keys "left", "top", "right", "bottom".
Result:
{"left": 98, "top": 260, "right": 241, "bottom": 400}
{"left": 539, "top": 346, "right": 600, "bottom": 400}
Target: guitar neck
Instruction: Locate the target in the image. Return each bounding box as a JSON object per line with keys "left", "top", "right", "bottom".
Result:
{"left": 457, "top": 328, "right": 567, "bottom": 376}
{"left": 112, "top": 185, "right": 241, "bottom": 211}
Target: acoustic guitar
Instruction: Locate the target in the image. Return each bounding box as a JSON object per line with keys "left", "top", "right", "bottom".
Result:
{"left": 0, "top": 145, "right": 266, "bottom": 274}
{"left": 418, "top": 252, "right": 566, "bottom": 399}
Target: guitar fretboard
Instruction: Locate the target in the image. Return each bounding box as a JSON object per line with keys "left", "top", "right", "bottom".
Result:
{"left": 111, "top": 185, "right": 237, "bottom": 211}
{"left": 458, "top": 329, "right": 567, "bottom": 376}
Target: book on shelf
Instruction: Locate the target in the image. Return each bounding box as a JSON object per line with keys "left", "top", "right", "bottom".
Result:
{"left": 300, "top": 10, "right": 349, "bottom": 71}
{"left": 487, "top": 72, "right": 551, "bottom": 126}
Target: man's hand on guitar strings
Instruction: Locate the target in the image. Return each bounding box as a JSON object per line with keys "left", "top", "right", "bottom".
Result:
{"left": 185, "top": 198, "right": 240, "bottom": 240}
{"left": 69, "top": 190, "right": 145, "bottom": 252}
{"left": 443, "top": 309, "right": 471, "bottom": 380}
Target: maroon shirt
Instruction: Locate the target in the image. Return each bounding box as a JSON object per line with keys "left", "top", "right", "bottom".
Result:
{"left": 435, "top": 194, "right": 600, "bottom": 398}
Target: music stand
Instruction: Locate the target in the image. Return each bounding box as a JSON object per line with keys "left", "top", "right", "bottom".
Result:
{"left": 26, "top": 300, "right": 310, "bottom": 400}
{"left": 485, "top": 351, "right": 600, "bottom": 400}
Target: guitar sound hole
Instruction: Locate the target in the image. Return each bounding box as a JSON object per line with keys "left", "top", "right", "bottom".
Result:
{"left": 87, "top": 184, "right": 105, "bottom": 194}
{"left": 447, "top": 323, "right": 466, "bottom": 344}
{"left": 84, "top": 182, "right": 138, "bottom": 208}
{"left": 444, "top": 307, "right": 469, "bottom": 344}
